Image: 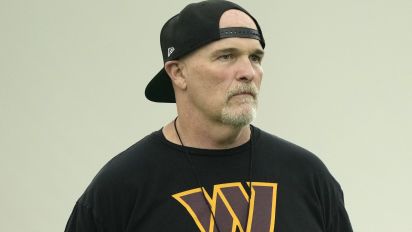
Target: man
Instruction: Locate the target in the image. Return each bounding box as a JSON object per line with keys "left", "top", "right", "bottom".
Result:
{"left": 65, "top": 0, "right": 353, "bottom": 231}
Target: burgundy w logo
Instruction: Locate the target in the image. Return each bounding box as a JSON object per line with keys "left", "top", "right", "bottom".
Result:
{"left": 172, "top": 182, "right": 278, "bottom": 232}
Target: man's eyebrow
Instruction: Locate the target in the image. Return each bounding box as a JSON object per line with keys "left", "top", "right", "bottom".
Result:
{"left": 211, "top": 47, "right": 238, "bottom": 55}
{"left": 211, "top": 47, "right": 265, "bottom": 56}
{"left": 253, "top": 49, "right": 265, "bottom": 56}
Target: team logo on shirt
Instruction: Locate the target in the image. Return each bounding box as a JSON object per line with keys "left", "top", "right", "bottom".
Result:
{"left": 172, "top": 182, "right": 277, "bottom": 232}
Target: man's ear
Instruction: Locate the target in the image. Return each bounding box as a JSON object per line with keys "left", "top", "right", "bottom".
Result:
{"left": 164, "top": 61, "right": 187, "bottom": 90}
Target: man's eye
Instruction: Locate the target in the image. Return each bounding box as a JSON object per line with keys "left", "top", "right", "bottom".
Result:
{"left": 218, "top": 54, "right": 233, "bottom": 60}
{"left": 250, "top": 55, "right": 262, "bottom": 63}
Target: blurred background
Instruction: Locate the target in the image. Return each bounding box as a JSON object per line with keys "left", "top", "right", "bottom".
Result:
{"left": 1, "top": 0, "right": 411, "bottom": 231}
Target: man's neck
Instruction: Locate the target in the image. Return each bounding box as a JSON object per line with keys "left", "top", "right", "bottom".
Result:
{"left": 162, "top": 115, "right": 251, "bottom": 149}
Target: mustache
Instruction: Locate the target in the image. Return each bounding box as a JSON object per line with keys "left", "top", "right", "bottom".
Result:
{"left": 226, "top": 84, "right": 259, "bottom": 100}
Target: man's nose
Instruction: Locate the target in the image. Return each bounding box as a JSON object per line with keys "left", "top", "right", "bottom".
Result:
{"left": 235, "top": 56, "right": 256, "bottom": 82}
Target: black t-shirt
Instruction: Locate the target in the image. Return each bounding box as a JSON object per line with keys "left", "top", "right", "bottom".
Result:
{"left": 65, "top": 126, "right": 352, "bottom": 232}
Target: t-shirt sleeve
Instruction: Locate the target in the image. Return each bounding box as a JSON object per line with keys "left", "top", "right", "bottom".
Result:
{"left": 64, "top": 201, "right": 102, "bottom": 232}
{"left": 324, "top": 177, "right": 353, "bottom": 232}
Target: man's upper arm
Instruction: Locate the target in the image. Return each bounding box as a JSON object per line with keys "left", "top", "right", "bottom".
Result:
{"left": 64, "top": 201, "right": 101, "bottom": 232}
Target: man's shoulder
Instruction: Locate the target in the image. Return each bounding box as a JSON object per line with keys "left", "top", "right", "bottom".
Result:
{"left": 102, "top": 130, "right": 162, "bottom": 168}
{"left": 79, "top": 130, "right": 168, "bottom": 199}
{"left": 255, "top": 127, "right": 329, "bottom": 173}
{"left": 256, "top": 127, "right": 315, "bottom": 156}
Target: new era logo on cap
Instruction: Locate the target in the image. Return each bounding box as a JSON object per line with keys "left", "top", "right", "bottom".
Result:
{"left": 167, "top": 47, "right": 175, "bottom": 57}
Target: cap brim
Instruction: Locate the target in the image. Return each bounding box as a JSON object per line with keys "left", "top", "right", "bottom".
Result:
{"left": 145, "top": 68, "right": 176, "bottom": 103}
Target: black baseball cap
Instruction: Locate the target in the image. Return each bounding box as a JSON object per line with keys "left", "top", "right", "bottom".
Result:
{"left": 145, "top": 0, "right": 265, "bottom": 103}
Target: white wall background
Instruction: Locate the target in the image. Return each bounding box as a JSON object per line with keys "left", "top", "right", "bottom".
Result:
{"left": 1, "top": 0, "right": 411, "bottom": 231}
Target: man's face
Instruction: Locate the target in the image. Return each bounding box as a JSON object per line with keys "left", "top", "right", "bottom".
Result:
{"left": 180, "top": 34, "right": 264, "bottom": 127}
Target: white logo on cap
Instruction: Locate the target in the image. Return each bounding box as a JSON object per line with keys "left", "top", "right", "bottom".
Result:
{"left": 167, "top": 47, "right": 175, "bottom": 57}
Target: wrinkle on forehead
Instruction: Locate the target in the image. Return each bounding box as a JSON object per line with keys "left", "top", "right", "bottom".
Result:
{"left": 219, "top": 9, "right": 257, "bottom": 30}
